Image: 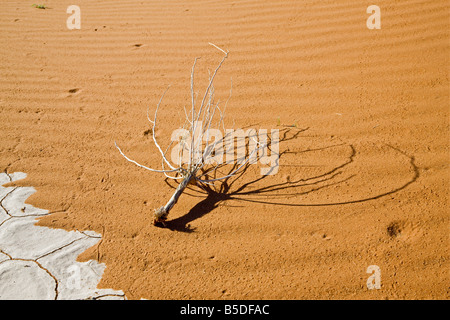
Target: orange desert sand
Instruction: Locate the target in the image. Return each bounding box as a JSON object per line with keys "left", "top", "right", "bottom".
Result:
{"left": 0, "top": 0, "right": 448, "bottom": 299}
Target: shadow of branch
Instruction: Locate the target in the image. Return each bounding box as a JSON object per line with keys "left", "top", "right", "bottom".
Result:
{"left": 161, "top": 129, "right": 419, "bottom": 232}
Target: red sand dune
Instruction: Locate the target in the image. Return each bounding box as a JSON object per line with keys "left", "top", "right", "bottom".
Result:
{"left": 0, "top": 0, "right": 448, "bottom": 299}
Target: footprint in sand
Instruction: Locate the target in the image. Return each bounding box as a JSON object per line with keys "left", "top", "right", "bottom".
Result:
{"left": 62, "top": 88, "right": 82, "bottom": 98}
{"left": 386, "top": 220, "right": 422, "bottom": 241}
{"left": 68, "top": 88, "right": 81, "bottom": 94}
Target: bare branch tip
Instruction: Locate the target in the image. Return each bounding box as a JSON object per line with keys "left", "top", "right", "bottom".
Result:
{"left": 208, "top": 42, "right": 228, "bottom": 56}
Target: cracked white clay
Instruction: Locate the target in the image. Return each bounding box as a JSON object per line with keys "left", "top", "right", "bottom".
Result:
{"left": 0, "top": 172, "right": 126, "bottom": 300}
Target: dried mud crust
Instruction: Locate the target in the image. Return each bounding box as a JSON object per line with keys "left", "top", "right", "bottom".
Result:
{"left": 0, "top": 172, "right": 126, "bottom": 300}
